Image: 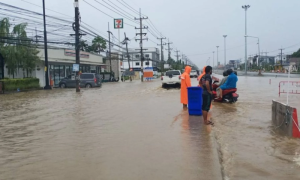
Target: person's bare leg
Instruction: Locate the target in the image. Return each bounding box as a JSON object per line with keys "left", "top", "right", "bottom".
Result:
{"left": 220, "top": 89, "right": 223, "bottom": 98}
{"left": 208, "top": 111, "right": 212, "bottom": 121}
{"left": 202, "top": 110, "right": 208, "bottom": 124}
{"left": 183, "top": 104, "right": 187, "bottom": 108}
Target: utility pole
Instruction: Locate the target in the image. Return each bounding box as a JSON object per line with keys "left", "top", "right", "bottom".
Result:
{"left": 174, "top": 50, "right": 180, "bottom": 62}
{"left": 135, "top": 9, "right": 148, "bottom": 82}
{"left": 279, "top": 48, "right": 284, "bottom": 66}
{"left": 42, "top": 0, "right": 51, "bottom": 90}
{"left": 122, "top": 33, "right": 131, "bottom": 69}
{"left": 166, "top": 39, "right": 173, "bottom": 63}
{"left": 175, "top": 50, "right": 180, "bottom": 70}
{"left": 107, "top": 24, "right": 113, "bottom": 74}
{"left": 157, "top": 37, "right": 166, "bottom": 72}
{"left": 216, "top": 46, "right": 219, "bottom": 67}
{"left": 34, "top": 27, "right": 41, "bottom": 44}
{"left": 242, "top": 5, "right": 250, "bottom": 75}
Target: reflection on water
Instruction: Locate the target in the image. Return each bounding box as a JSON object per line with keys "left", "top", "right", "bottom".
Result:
{"left": 0, "top": 76, "right": 300, "bottom": 180}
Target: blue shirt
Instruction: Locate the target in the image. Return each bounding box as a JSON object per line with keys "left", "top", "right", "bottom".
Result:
{"left": 220, "top": 73, "right": 238, "bottom": 90}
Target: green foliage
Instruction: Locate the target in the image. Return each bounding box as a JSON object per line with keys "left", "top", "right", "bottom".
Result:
{"left": 291, "top": 48, "right": 300, "bottom": 57}
{"left": 2, "top": 78, "right": 40, "bottom": 91}
{"left": 91, "top": 36, "right": 107, "bottom": 53}
{"left": 0, "top": 18, "right": 40, "bottom": 77}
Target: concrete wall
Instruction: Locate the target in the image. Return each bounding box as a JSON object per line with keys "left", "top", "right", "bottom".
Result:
{"left": 272, "top": 100, "right": 300, "bottom": 138}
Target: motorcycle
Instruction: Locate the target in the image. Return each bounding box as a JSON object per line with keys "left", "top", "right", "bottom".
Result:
{"left": 212, "top": 80, "right": 239, "bottom": 103}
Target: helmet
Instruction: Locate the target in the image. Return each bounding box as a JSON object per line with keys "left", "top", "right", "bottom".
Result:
{"left": 223, "top": 71, "right": 228, "bottom": 77}
{"left": 227, "top": 69, "right": 233, "bottom": 75}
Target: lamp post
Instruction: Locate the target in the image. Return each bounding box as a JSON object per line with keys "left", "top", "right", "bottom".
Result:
{"left": 246, "top": 35, "right": 260, "bottom": 66}
{"left": 223, "top": 35, "right": 227, "bottom": 69}
{"left": 206, "top": 57, "right": 210, "bottom": 65}
{"left": 216, "top": 46, "right": 219, "bottom": 67}
{"left": 242, "top": 5, "right": 250, "bottom": 75}
{"left": 212, "top": 51, "right": 215, "bottom": 68}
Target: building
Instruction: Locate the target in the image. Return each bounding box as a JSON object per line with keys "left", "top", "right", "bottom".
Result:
{"left": 121, "top": 47, "right": 160, "bottom": 72}
{"left": 227, "top": 60, "right": 241, "bottom": 69}
{"left": 249, "top": 55, "right": 275, "bottom": 66}
{"left": 1, "top": 48, "right": 105, "bottom": 87}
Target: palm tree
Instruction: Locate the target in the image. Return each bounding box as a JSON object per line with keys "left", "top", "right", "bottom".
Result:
{"left": 91, "top": 36, "right": 106, "bottom": 54}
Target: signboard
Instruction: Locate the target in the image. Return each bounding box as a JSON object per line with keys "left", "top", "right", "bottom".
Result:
{"left": 164, "top": 64, "right": 170, "bottom": 69}
{"left": 144, "top": 67, "right": 153, "bottom": 80}
{"left": 114, "top": 18, "right": 124, "bottom": 29}
{"left": 73, "top": 64, "right": 79, "bottom": 72}
{"left": 65, "top": 50, "right": 90, "bottom": 59}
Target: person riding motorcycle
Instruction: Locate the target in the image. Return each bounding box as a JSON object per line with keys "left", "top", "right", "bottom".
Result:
{"left": 219, "top": 69, "right": 238, "bottom": 98}
{"left": 215, "top": 70, "right": 228, "bottom": 97}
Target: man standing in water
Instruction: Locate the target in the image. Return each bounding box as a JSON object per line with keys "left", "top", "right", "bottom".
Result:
{"left": 199, "top": 66, "right": 214, "bottom": 125}
{"left": 181, "top": 66, "right": 192, "bottom": 108}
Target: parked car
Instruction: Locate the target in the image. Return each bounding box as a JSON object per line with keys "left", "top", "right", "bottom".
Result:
{"left": 161, "top": 70, "right": 181, "bottom": 88}
{"left": 59, "top": 73, "right": 102, "bottom": 88}
{"left": 190, "top": 70, "right": 197, "bottom": 78}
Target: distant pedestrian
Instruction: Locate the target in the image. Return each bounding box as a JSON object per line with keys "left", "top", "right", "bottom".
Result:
{"left": 199, "top": 66, "right": 214, "bottom": 125}
{"left": 181, "top": 66, "right": 192, "bottom": 108}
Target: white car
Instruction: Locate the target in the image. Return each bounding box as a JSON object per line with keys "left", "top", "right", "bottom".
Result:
{"left": 190, "top": 70, "right": 198, "bottom": 78}
{"left": 161, "top": 70, "right": 181, "bottom": 88}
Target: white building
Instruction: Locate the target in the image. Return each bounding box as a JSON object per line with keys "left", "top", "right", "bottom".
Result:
{"left": 121, "top": 47, "right": 160, "bottom": 72}
{"left": 1, "top": 48, "right": 105, "bottom": 87}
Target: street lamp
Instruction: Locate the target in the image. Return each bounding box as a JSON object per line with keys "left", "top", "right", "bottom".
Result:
{"left": 216, "top": 46, "right": 219, "bottom": 67}
{"left": 242, "top": 5, "right": 250, "bottom": 74}
{"left": 212, "top": 51, "right": 215, "bottom": 68}
{"left": 206, "top": 57, "right": 210, "bottom": 65}
{"left": 246, "top": 35, "right": 260, "bottom": 66}
{"left": 223, "top": 35, "right": 227, "bottom": 69}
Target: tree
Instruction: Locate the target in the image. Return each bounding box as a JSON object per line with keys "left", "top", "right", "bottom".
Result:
{"left": 291, "top": 48, "right": 300, "bottom": 57}
{"left": 79, "top": 40, "right": 89, "bottom": 51}
{"left": 91, "top": 36, "right": 106, "bottom": 53}
{"left": 0, "top": 18, "right": 39, "bottom": 77}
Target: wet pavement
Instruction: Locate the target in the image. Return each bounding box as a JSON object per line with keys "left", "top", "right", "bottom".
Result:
{"left": 0, "top": 76, "right": 300, "bottom": 180}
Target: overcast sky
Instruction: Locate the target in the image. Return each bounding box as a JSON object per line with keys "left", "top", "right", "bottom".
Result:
{"left": 3, "top": 0, "right": 300, "bottom": 68}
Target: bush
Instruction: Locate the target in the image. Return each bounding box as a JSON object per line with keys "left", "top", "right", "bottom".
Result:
{"left": 2, "top": 78, "right": 40, "bottom": 91}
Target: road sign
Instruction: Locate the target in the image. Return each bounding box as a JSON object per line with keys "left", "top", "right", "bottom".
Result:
{"left": 73, "top": 64, "right": 79, "bottom": 72}
{"left": 114, "top": 19, "right": 124, "bottom": 29}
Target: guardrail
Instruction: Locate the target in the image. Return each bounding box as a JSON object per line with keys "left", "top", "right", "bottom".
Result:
{"left": 279, "top": 81, "right": 300, "bottom": 97}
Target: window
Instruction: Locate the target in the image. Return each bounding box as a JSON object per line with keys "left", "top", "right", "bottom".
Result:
{"left": 145, "top": 54, "right": 149, "bottom": 58}
{"left": 136, "top": 62, "right": 140, "bottom": 66}
{"left": 80, "top": 74, "right": 94, "bottom": 79}
{"left": 145, "top": 62, "right": 149, "bottom": 66}
{"left": 166, "top": 71, "right": 180, "bottom": 76}
{"left": 135, "top": 54, "right": 140, "bottom": 58}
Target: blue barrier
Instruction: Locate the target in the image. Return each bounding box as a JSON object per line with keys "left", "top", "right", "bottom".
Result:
{"left": 188, "top": 87, "right": 203, "bottom": 116}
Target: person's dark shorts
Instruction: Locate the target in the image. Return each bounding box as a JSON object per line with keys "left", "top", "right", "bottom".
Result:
{"left": 202, "top": 93, "right": 212, "bottom": 112}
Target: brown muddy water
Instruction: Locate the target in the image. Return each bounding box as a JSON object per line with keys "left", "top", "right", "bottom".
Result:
{"left": 0, "top": 76, "right": 300, "bottom": 180}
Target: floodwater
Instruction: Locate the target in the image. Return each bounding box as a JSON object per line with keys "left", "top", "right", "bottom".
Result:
{"left": 0, "top": 75, "right": 300, "bottom": 180}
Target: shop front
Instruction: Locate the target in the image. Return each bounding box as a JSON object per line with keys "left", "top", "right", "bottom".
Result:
{"left": 49, "top": 63, "right": 103, "bottom": 87}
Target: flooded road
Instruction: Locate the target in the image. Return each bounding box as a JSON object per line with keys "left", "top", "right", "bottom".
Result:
{"left": 0, "top": 75, "right": 300, "bottom": 180}
{"left": 0, "top": 80, "right": 221, "bottom": 180}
